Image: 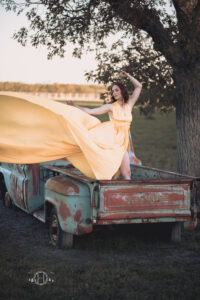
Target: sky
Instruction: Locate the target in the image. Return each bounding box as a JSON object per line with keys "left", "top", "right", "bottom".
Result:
{"left": 0, "top": 8, "right": 98, "bottom": 85}
{"left": 0, "top": 2, "right": 173, "bottom": 85}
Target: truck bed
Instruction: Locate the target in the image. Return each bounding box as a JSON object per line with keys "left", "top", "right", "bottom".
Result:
{"left": 42, "top": 163, "right": 198, "bottom": 226}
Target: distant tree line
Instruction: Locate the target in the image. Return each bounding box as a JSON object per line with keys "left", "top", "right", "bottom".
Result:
{"left": 0, "top": 82, "right": 106, "bottom": 94}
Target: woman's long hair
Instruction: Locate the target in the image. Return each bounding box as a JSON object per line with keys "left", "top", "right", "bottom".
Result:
{"left": 111, "top": 82, "right": 129, "bottom": 103}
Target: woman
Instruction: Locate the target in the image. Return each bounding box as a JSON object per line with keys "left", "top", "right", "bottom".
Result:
{"left": 67, "top": 71, "right": 142, "bottom": 179}
{"left": 0, "top": 71, "right": 142, "bottom": 180}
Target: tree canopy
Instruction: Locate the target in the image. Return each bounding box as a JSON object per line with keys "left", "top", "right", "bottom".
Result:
{"left": 2, "top": 0, "right": 190, "bottom": 113}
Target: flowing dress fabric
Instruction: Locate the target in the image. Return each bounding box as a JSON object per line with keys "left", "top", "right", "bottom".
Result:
{"left": 0, "top": 92, "right": 132, "bottom": 179}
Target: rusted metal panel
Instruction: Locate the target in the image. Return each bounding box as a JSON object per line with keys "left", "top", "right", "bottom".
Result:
{"left": 22, "top": 164, "right": 45, "bottom": 213}
{"left": 95, "top": 216, "right": 192, "bottom": 225}
{"left": 58, "top": 200, "right": 72, "bottom": 220}
{"left": 45, "top": 176, "right": 93, "bottom": 235}
{"left": 1, "top": 163, "right": 45, "bottom": 213}
{"left": 46, "top": 176, "right": 80, "bottom": 196}
{"left": 0, "top": 164, "right": 28, "bottom": 211}
{"left": 10, "top": 172, "right": 26, "bottom": 209}
{"left": 130, "top": 164, "right": 198, "bottom": 181}
{"left": 43, "top": 164, "right": 96, "bottom": 183}
{"left": 99, "top": 179, "right": 193, "bottom": 185}
{"left": 97, "top": 183, "right": 192, "bottom": 222}
{"left": 6, "top": 163, "right": 25, "bottom": 176}
{"left": 76, "top": 224, "right": 93, "bottom": 234}
{"left": 27, "top": 164, "right": 40, "bottom": 196}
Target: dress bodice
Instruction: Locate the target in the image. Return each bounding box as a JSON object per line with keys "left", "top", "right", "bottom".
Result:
{"left": 111, "top": 101, "right": 132, "bottom": 121}
{"left": 110, "top": 101, "right": 132, "bottom": 127}
{"left": 109, "top": 101, "right": 132, "bottom": 152}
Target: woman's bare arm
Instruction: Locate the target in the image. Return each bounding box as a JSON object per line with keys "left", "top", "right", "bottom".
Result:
{"left": 119, "top": 71, "right": 142, "bottom": 110}
{"left": 66, "top": 101, "right": 112, "bottom": 115}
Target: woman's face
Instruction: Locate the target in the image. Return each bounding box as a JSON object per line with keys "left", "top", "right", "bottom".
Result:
{"left": 112, "top": 85, "right": 123, "bottom": 101}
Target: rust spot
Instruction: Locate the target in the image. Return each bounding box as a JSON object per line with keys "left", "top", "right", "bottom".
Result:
{"left": 74, "top": 210, "right": 82, "bottom": 223}
{"left": 10, "top": 174, "right": 25, "bottom": 208}
{"left": 96, "top": 212, "right": 190, "bottom": 223}
{"left": 46, "top": 176, "right": 80, "bottom": 195}
{"left": 103, "top": 187, "right": 188, "bottom": 212}
{"left": 77, "top": 224, "right": 93, "bottom": 235}
{"left": 28, "top": 164, "right": 40, "bottom": 196}
{"left": 16, "top": 164, "right": 24, "bottom": 175}
{"left": 59, "top": 201, "right": 71, "bottom": 220}
{"left": 186, "top": 218, "right": 197, "bottom": 230}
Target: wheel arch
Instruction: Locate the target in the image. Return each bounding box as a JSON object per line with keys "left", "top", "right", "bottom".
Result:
{"left": 45, "top": 200, "right": 56, "bottom": 223}
{"left": 0, "top": 172, "right": 7, "bottom": 199}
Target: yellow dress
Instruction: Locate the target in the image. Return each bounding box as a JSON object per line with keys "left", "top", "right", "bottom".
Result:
{"left": 0, "top": 92, "right": 132, "bottom": 180}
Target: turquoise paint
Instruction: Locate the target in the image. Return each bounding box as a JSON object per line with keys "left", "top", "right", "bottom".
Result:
{"left": 0, "top": 160, "right": 198, "bottom": 237}
{"left": 45, "top": 175, "right": 92, "bottom": 235}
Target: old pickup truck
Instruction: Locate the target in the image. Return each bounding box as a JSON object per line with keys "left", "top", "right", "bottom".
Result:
{"left": 0, "top": 160, "right": 199, "bottom": 248}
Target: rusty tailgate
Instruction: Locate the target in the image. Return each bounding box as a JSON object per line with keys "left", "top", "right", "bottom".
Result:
{"left": 96, "top": 179, "right": 193, "bottom": 224}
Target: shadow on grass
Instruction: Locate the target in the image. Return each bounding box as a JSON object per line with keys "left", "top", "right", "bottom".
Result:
{"left": 74, "top": 223, "right": 173, "bottom": 252}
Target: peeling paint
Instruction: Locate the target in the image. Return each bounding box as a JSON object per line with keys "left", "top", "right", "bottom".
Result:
{"left": 28, "top": 164, "right": 40, "bottom": 196}
{"left": 10, "top": 174, "right": 25, "bottom": 208}
{"left": 101, "top": 185, "right": 189, "bottom": 216}
{"left": 46, "top": 176, "right": 80, "bottom": 195}
{"left": 74, "top": 209, "right": 82, "bottom": 223}
{"left": 59, "top": 201, "right": 71, "bottom": 220}
{"left": 77, "top": 224, "right": 93, "bottom": 235}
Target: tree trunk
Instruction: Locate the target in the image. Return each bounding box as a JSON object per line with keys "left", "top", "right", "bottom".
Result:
{"left": 176, "top": 76, "right": 200, "bottom": 213}
{"left": 176, "top": 77, "right": 200, "bottom": 177}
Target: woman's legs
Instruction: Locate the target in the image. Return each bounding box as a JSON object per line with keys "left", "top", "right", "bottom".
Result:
{"left": 120, "top": 151, "right": 131, "bottom": 180}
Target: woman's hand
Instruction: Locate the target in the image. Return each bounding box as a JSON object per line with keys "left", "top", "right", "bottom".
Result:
{"left": 119, "top": 71, "right": 129, "bottom": 78}
{"left": 66, "top": 100, "right": 75, "bottom": 106}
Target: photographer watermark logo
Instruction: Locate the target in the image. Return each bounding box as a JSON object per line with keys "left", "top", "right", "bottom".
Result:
{"left": 28, "top": 269, "right": 55, "bottom": 286}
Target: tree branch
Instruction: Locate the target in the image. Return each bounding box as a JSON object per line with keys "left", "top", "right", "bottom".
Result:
{"left": 0, "top": 0, "right": 43, "bottom": 5}
{"left": 105, "top": 0, "right": 181, "bottom": 67}
{"left": 172, "top": 0, "right": 200, "bottom": 63}
{"left": 172, "top": 0, "right": 198, "bottom": 23}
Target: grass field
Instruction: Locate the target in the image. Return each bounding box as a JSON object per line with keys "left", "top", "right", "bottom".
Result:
{"left": 131, "top": 109, "right": 177, "bottom": 172}
{"left": 1, "top": 107, "right": 199, "bottom": 300}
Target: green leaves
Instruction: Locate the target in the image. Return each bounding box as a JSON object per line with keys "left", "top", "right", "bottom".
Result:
{"left": 1, "top": 0, "right": 199, "bottom": 113}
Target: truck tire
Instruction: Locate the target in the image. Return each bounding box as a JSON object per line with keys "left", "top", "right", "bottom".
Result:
{"left": 49, "top": 208, "right": 74, "bottom": 249}
{"left": 171, "top": 222, "right": 182, "bottom": 242}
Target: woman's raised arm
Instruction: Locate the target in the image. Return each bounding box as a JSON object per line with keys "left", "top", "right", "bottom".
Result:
{"left": 66, "top": 101, "right": 112, "bottom": 115}
{"left": 119, "top": 71, "right": 142, "bottom": 110}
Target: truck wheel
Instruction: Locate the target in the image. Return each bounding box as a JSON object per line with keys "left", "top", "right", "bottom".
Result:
{"left": 171, "top": 222, "right": 182, "bottom": 242}
{"left": 4, "top": 192, "right": 13, "bottom": 209}
{"left": 49, "top": 208, "right": 74, "bottom": 249}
